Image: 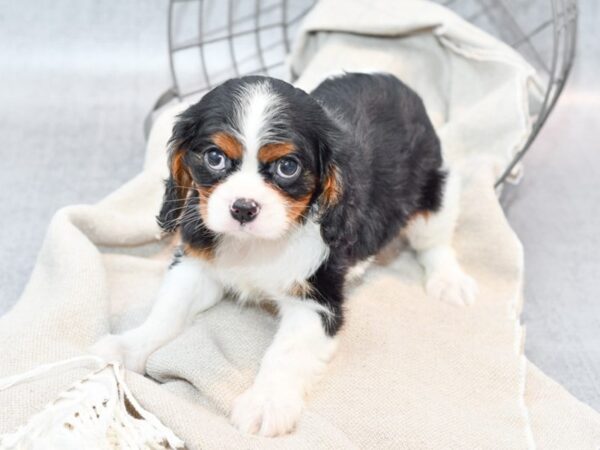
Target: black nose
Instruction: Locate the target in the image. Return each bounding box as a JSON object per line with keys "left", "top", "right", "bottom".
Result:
{"left": 230, "top": 198, "right": 260, "bottom": 224}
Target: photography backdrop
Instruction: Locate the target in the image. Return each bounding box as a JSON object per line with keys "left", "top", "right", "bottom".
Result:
{"left": 0, "top": 0, "right": 598, "bottom": 412}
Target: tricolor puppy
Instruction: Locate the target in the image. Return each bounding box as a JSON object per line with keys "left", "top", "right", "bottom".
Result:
{"left": 92, "top": 72, "right": 477, "bottom": 436}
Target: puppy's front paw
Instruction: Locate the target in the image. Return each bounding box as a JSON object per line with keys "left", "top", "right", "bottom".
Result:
{"left": 426, "top": 265, "right": 477, "bottom": 307}
{"left": 89, "top": 334, "right": 149, "bottom": 374}
{"left": 230, "top": 385, "right": 304, "bottom": 437}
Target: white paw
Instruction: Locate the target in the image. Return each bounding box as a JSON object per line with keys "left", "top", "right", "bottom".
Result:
{"left": 89, "top": 334, "right": 150, "bottom": 374}
{"left": 426, "top": 265, "right": 477, "bottom": 307}
{"left": 230, "top": 385, "right": 304, "bottom": 437}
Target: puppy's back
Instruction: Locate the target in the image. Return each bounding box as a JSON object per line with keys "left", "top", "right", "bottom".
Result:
{"left": 311, "top": 72, "right": 446, "bottom": 260}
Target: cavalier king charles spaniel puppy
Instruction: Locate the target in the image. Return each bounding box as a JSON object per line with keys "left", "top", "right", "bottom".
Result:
{"left": 92, "top": 72, "right": 476, "bottom": 436}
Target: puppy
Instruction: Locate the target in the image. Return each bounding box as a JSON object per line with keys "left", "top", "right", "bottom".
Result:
{"left": 92, "top": 72, "right": 476, "bottom": 437}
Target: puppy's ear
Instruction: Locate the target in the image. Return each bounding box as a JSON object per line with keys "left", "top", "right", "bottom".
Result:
{"left": 317, "top": 137, "right": 357, "bottom": 252}
{"left": 156, "top": 145, "right": 192, "bottom": 233}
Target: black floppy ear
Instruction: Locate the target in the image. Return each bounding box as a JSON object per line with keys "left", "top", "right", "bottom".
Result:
{"left": 317, "top": 137, "right": 357, "bottom": 252}
{"left": 156, "top": 145, "right": 192, "bottom": 233}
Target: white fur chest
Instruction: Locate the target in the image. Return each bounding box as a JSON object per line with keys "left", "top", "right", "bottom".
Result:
{"left": 209, "top": 220, "right": 329, "bottom": 301}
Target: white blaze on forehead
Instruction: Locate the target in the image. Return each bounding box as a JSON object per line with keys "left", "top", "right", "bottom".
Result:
{"left": 234, "top": 82, "right": 284, "bottom": 171}
{"left": 203, "top": 81, "right": 291, "bottom": 240}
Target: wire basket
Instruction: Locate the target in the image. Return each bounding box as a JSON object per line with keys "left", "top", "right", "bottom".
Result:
{"left": 150, "top": 0, "right": 577, "bottom": 186}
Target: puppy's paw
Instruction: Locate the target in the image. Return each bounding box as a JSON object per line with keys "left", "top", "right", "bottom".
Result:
{"left": 89, "top": 334, "right": 149, "bottom": 374}
{"left": 426, "top": 265, "right": 477, "bottom": 307}
{"left": 230, "top": 385, "right": 304, "bottom": 437}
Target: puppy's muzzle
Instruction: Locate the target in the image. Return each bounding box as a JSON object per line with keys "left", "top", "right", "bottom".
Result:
{"left": 230, "top": 198, "right": 260, "bottom": 224}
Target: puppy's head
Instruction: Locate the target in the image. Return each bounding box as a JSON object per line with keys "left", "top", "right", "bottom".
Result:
{"left": 157, "top": 76, "right": 341, "bottom": 241}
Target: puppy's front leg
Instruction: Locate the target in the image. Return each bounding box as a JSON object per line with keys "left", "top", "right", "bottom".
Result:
{"left": 231, "top": 300, "right": 338, "bottom": 437}
{"left": 91, "top": 258, "right": 222, "bottom": 373}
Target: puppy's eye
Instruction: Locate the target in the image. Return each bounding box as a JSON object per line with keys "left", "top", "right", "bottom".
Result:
{"left": 204, "top": 148, "right": 228, "bottom": 171}
{"left": 275, "top": 157, "right": 301, "bottom": 180}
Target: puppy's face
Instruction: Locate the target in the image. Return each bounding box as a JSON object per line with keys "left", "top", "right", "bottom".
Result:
{"left": 161, "top": 77, "right": 338, "bottom": 241}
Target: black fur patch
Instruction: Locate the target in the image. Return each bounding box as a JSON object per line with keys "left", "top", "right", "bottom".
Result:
{"left": 306, "top": 253, "right": 346, "bottom": 336}
{"left": 179, "top": 190, "right": 219, "bottom": 251}
{"left": 312, "top": 72, "right": 446, "bottom": 262}
{"left": 300, "top": 73, "right": 446, "bottom": 333}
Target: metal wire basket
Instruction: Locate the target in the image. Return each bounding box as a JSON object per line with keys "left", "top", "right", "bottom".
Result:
{"left": 150, "top": 0, "right": 577, "bottom": 186}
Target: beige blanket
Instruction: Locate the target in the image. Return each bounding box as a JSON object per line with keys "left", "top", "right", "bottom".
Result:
{"left": 2, "top": 0, "right": 600, "bottom": 448}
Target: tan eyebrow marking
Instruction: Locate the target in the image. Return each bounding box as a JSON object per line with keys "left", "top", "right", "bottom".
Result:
{"left": 211, "top": 132, "right": 243, "bottom": 160}
{"left": 258, "top": 142, "right": 296, "bottom": 164}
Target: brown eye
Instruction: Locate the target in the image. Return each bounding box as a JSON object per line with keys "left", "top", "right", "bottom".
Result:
{"left": 205, "top": 148, "right": 227, "bottom": 171}
{"left": 275, "top": 157, "right": 301, "bottom": 180}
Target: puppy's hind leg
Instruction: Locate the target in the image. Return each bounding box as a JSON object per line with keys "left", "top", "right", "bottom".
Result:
{"left": 405, "top": 171, "right": 477, "bottom": 306}
{"left": 90, "top": 257, "right": 223, "bottom": 373}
